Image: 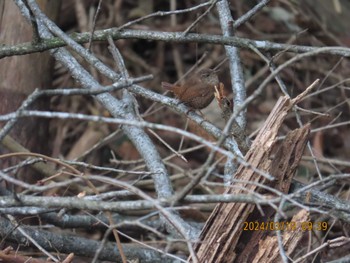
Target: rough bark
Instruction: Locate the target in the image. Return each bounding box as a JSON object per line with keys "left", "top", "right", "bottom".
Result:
{"left": 195, "top": 96, "right": 310, "bottom": 262}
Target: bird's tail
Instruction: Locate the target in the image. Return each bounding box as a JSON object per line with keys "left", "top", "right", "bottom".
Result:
{"left": 161, "top": 82, "right": 174, "bottom": 90}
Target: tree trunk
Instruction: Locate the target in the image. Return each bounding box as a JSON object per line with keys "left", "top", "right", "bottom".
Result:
{"left": 0, "top": 0, "right": 61, "bottom": 181}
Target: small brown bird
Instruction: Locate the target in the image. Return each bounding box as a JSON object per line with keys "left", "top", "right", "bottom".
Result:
{"left": 161, "top": 69, "right": 219, "bottom": 109}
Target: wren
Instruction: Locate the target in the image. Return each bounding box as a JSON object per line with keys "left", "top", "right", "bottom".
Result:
{"left": 161, "top": 69, "right": 219, "bottom": 109}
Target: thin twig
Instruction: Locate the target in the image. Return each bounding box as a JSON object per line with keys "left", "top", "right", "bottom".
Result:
{"left": 234, "top": 0, "right": 270, "bottom": 28}
{"left": 117, "top": 1, "right": 213, "bottom": 31}
{"left": 182, "top": 0, "right": 219, "bottom": 36}
{"left": 6, "top": 215, "right": 59, "bottom": 262}
{"left": 88, "top": 0, "right": 103, "bottom": 51}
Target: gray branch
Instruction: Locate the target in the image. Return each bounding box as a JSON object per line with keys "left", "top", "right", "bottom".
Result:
{"left": 2, "top": 29, "right": 350, "bottom": 59}
{"left": 216, "top": 0, "right": 246, "bottom": 129}
{"left": 0, "top": 216, "right": 181, "bottom": 263}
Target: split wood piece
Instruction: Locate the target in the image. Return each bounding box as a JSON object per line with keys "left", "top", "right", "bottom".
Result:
{"left": 252, "top": 209, "right": 309, "bottom": 263}
{"left": 194, "top": 92, "right": 313, "bottom": 263}
{"left": 235, "top": 125, "right": 310, "bottom": 263}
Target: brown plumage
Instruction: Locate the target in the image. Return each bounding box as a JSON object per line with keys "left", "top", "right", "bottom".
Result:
{"left": 161, "top": 69, "right": 219, "bottom": 109}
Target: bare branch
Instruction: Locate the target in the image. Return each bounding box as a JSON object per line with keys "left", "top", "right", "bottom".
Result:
{"left": 2, "top": 29, "right": 350, "bottom": 59}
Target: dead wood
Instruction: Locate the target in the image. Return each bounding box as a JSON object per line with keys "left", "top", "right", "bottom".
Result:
{"left": 194, "top": 95, "right": 311, "bottom": 263}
